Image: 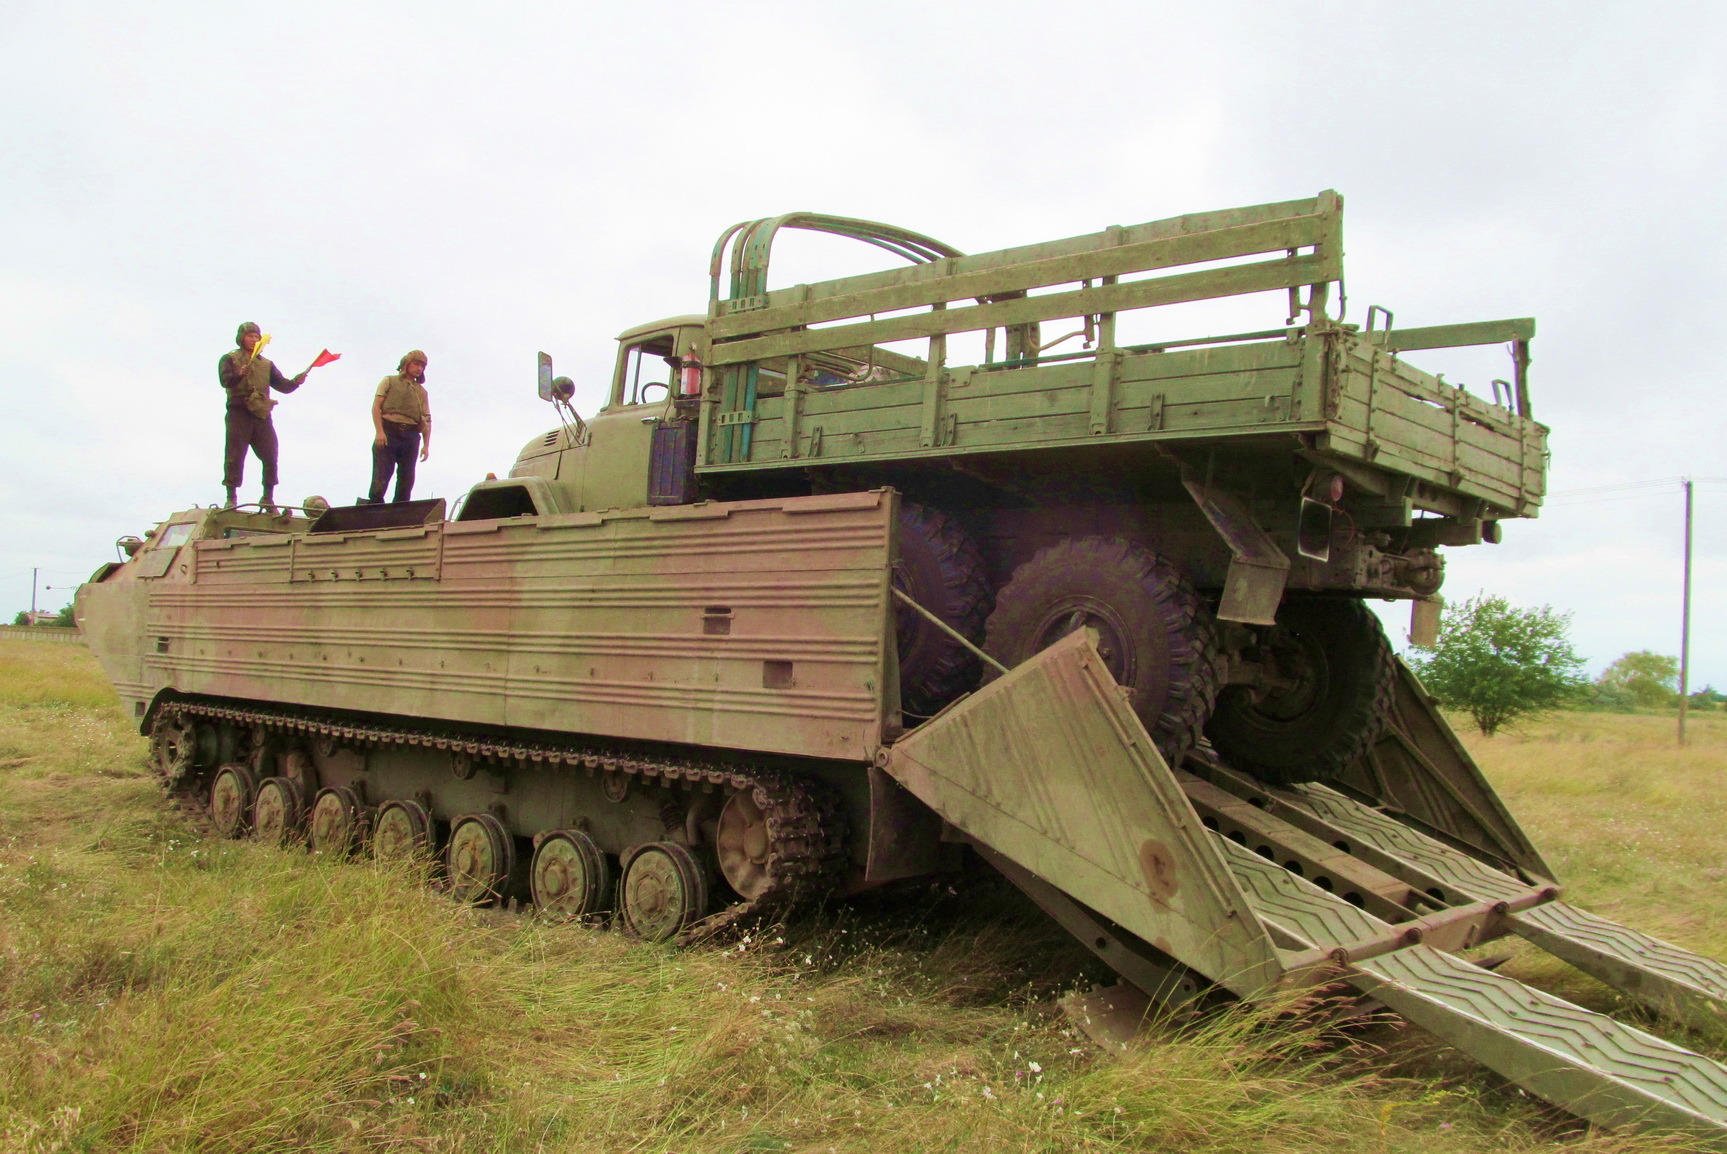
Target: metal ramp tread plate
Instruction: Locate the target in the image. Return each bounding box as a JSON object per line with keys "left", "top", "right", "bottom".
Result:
{"left": 1290, "top": 784, "right": 1727, "bottom": 1036}
{"left": 1287, "top": 783, "right": 1532, "bottom": 902}
{"left": 1215, "top": 836, "right": 1727, "bottom": 1143}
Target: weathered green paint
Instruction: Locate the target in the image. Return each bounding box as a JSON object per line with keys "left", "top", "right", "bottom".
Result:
{"left": 71, "top": 190, "right": 1727, "bottom": 1142}
{"left": 691, "top": 191, "right": 1544, "bottom": 527}
{"left": 78, "top": 492, "right": 897, "bottom": 762}
{"left": 882, "top": 630, "right": 1284, "bottom": 997}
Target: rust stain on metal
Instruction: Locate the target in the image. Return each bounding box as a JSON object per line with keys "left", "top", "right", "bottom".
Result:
{"left": 1138, "top": 838, "right": 1179, "bottom": 905}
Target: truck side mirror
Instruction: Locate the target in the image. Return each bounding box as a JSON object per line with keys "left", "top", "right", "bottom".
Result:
{"left": 537, "top": 352, "right": 554, "bottom": 402}
{"left": 552, "top": 377, "right": 575, "bottom": 403}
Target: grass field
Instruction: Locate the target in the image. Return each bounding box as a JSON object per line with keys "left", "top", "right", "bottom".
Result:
{"left": 1, "top": 639, "right": 1723, "bottom": 1153}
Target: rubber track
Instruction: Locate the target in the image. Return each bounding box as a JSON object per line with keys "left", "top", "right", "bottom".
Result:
{"left": 156, "top": 698, "right": 845, "bottom": 940}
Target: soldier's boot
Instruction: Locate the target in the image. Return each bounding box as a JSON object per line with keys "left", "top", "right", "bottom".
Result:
{"left": 223, "top": 487, "right": 238, "bottom": 509}
{"left": 259, "top": 486, "right": 277, "bottom": 514}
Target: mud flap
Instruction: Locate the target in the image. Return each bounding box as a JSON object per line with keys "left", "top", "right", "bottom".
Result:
{"left": 881, "top": 630, "right": 1283, "bottom": 996}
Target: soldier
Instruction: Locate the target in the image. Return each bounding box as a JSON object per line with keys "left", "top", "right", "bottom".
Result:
{"left": 218, "top": 321, "right": 306, "bottom": 510}
{"left": 367, "top": 350, "right": 432, "bottom": 504}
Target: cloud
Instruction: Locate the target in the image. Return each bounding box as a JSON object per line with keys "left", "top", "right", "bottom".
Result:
{"left": 2, "top": 0, "right": 1722, "bottom": 681}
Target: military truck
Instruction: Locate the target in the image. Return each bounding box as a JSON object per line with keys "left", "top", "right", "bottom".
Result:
{"left": 77, "top": 194, "right": 1727, "bottom": 1142}
{"left": 511, "top": 191, "right": 1540, "bottom": 780}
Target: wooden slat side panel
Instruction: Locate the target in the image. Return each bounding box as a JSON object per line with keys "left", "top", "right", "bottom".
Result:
{"left": 708, "top": 340, "right": 1313, "bottom": 470}
{"left": 712, "top": 211, "right": 1337, "bottom": 339}
{"left": 1324, "top": 345, "right": 1544, "bottom": 511}
{"left": 729, "top": 194, "right": 1335, "bottom": 322}
{"left": 710, "top": 253, "right": 1340, "bottom": 367}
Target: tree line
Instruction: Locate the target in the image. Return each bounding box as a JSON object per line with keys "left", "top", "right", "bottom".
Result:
{"left": 1409, "top": 593, "right": 1710, "bottom": 735}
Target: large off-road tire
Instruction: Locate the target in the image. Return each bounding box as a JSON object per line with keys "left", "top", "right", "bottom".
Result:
{"left": 894, "top": 502, "right": 990, "bottom": 718}
{"left": 1205, "top": 596, "right": 1395, "bottom": 786}
{"left": 982, "top": 537, "right": 1223, "bottom": 765}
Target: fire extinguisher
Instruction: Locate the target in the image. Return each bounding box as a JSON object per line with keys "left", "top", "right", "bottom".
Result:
{"left": 679, "top": 350, "right": 702, "bottom": 396}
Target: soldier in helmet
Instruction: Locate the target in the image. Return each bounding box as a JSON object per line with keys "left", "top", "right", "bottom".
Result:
{"left": 218, "top": 321, "right": 306, "bottom": 510}
{"left": 366, "top": 350, "right": 432, "bottom": 504}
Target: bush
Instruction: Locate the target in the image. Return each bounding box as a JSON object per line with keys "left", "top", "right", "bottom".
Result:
{"left": 1409, "top": 593, "right": 1586, "bottom": 735}
{"left": 1597, "top": 650, "right": 1679, "bottom": 710}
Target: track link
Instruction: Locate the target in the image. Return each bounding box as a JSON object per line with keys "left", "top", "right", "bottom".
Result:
{"left": 154, "top": 697, "right": 846, "bottom": 939}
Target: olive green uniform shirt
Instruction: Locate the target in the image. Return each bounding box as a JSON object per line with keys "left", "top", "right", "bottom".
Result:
{"left": 218, "top": 350, "right": 299, "bottom": 418}
{"left": 376, "top": 374, "right": 431, "bottom": 432}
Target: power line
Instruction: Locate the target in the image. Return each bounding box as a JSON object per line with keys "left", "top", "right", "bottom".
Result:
{"left": 1548, "top": 477, "right": 1727, "bottom": 499}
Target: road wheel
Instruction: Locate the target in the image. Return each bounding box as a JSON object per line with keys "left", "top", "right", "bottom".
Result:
{"left": 446, "top": 814, "right": 515, "bottom": 906}
{"left": 310, "top": 786, "right": 366, "bottom": 857}
{"left": 252, "top": 777, "right": 306, "bottom": 847}
{"left": 894, "top": 502, "right": 990, "bottom": 718}
{"left": 373, "top": 799, "right": 435, "bottom": 864}
{"left": 209, "top": 764, "right": 258, "bottom": 838}
{"left": 619, "top": 843, "right": 709, "bottom": 942}
{"left": 983, "top": 537, "right": 1222, "bottom": 765}
{"left": 531, "top": 829, "right": 614, "bottom": 919}
{"left": 1205, "top": 596, "right": 1395, "bottom": 786}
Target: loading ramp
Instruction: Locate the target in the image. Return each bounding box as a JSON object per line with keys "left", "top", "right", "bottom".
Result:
{"left": 882, "top": 631, "right": 1727, "bottom": 1144}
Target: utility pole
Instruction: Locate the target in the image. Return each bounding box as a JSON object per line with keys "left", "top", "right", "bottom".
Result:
{"left": 1679, "top": 478, "right": 1694, "bottom": 746}
{"left": 30, "top": 568, "right": 37, "bottom": 617}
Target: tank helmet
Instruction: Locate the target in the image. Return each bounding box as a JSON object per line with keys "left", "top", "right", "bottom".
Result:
{"left": 235, "top": 321, "right": 261, "bottom": 345}
{"left": 399, "top": 349, "right": 428, "bottom": 372}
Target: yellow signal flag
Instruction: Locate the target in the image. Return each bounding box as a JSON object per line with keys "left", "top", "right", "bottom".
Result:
{"left": 248, "top": 333, "right": 273, "bottom": 363}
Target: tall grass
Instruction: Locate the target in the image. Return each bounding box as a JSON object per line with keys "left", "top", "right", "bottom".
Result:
{"left": 0, "top": 639, "right": 1715, "bottom": 1152}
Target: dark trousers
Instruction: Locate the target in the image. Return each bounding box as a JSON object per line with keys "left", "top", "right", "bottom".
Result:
{"left": 223, "top": 408, "right": 279, "bottom": 490}
{"left": 369, "top": 424, "right": 421, "bottom": 503}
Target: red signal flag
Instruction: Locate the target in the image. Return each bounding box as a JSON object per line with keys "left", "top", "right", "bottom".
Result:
{"left": 309, "top": 350, "right": 342, "bottom": 369}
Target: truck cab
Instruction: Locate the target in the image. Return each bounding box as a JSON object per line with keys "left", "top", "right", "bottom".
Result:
{"left": 506, "top": 316, "right": 705, "bottom": 514}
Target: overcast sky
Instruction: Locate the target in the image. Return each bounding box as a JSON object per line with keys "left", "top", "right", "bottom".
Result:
{"left": 3, "top": 1, "right": 1723, "bottom": 683}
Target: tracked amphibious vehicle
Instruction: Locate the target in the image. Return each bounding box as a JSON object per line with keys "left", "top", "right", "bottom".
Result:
{"left": 80, "top": 194, "right": 1727, "bottom": 1142}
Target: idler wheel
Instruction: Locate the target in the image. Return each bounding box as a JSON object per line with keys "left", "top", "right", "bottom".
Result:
{"left": 252, "top": 776, "right": 306, "bottom": 847}
{"left": 150, "top": 714, "right": 198, "bottom": 786}
{"left": 619, "top": 842, "right": 709, "bottom": 942}
{"left": 373, "top": 799, "right": 435, "bottom": 864}
{"left": 530, "top": 829, "right": 614, "bottom": 919}
{"left": 309, "top": 786, "right": 366, "bottom": 857}
{"left": 209, "top": 764, "right": 258, "bottom": 839}
{"left": 714, "top": 789, "right": 773, "bottom": 900}
{"left": 446, "top": 814, "right": 515, "bottom": 906}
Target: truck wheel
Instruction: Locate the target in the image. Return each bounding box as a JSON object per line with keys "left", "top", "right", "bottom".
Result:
{"left": 894, "top": 503, "right": 990, "bottom": 718}
{"left": 1205, "top": 596, "right": 1395, "bottom": 786}
{"left": 983, "top": 537, "right": 1222, "bottom": 765}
